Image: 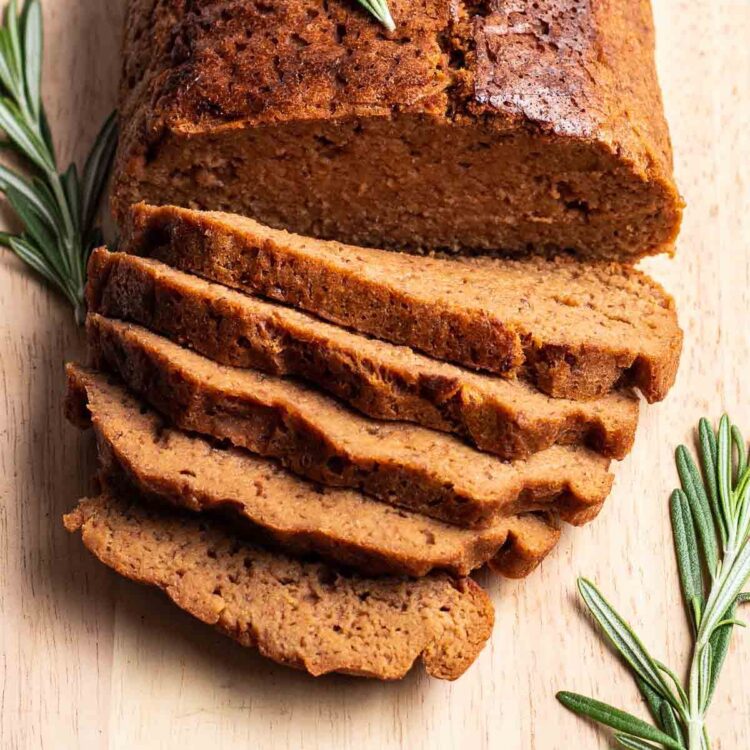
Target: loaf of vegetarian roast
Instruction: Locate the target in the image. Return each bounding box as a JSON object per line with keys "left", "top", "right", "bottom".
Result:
{"left": 64, "top": 0, "right": 685, "bottom": 683}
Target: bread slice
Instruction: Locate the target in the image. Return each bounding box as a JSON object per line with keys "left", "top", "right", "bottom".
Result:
{"left": 65, "top": 365, "right": 561, "bottom": 578}
{"left": 86, "top": 248, "right": 639, "bottom": 458}
{"left": 86, "top": 314, "right": 613, "bottom": 528}
{"left": 113, "top": 0, "right": 682, "bottom": 261}
{"left": 122, "top": 204, "right": 682, "bottom": 401}
{"left": 65, "top": 494, "right": 495, "bottom": 680}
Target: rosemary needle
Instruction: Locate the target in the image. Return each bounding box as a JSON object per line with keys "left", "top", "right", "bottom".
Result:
{"left": 356, "top": 0, "right": 396, "bottom": 32}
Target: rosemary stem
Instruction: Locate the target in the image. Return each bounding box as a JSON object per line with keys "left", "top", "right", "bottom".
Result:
{"left": 47, "top": 169, "right": 78, "bottom": 277}
{"left": 686, "top": 649, "right": 705, "bottom": 750}
{"left": 74, "top": 298, "right": 85, "bottom": 327}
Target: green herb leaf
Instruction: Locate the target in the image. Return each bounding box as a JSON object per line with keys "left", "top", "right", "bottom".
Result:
{"left": 61, "top": 163, "right": 81, "bottom": 232}
{"left": 717, "top": 416, "right": 733, "bottom": 526}
{"left": 700, "top": 602, "right": 736, "bottom": 711}
{"left": 676, "top": 445, "right": 719, "bottom": 575}
{"left": 577, "top": 579, "right": 679, "bottom": 707}
{"left": 80, "top": 110, "right": 118, "bottom": 234}
{"left": 635, "top": 676, "right": 665, "bottom": 726}
{"left": 654, "top": 661, "right": 689, "bottom": 708}
{"left": 20, "top": 0, "right": 41, "bottom": 121}
{"left": 0, "top": 163, "right": 56, "bottom": 227}
{"left": 355, "top": 0, "right": 395, "bottom": 31}
{"left": 707, "top": 540, "right": 750, "bottom": 634}
{"left": 556, "top": 693, "right": 684, "bottom": 749}
{"left": 0, "top": 95, "right": 50, "bottom": 168}
{"left": 614, "top": 735, "right": 666, "bottom": 750}
{"left": 5, "top": 183, "right": 58, "bottom": 262}
{"left": 670, "top": 489, "right": 704, "bottom": 622}
{"left": 5, "top": 0, "right": 23, "bottom": 84}
{"left": 658, "top": 703, "right": 685, "bottom": 745}
{"left": 699, "top": 418, "right": 725, "bottom": 545}
{"left": 731, "top": 425, "right": 747, "bottom": 480}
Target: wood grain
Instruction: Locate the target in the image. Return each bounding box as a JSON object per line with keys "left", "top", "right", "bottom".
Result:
{"left": 0, "top": 0, "right": 748, "bottom": 747}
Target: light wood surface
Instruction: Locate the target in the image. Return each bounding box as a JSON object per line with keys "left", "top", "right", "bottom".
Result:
{"left": 1, "top": 1, "right": 748, "bottom": 748}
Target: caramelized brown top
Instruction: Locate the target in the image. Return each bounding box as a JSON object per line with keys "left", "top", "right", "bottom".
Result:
{"left": 120, "top": 0, "right": 674, "bottom": 181}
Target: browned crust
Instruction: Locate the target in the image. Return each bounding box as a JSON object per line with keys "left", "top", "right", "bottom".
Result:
{"left": 488, "top": 513, "right": 563, "bottom": 579}
{"left": 66, "top": 365, "right": 562, "bottom": 578}
{"left": 86, "top": 248, "right": 639, "bottom": 459}
{"left": 86, "top": 314, "right": 614, "bottom": 528}
{"left": 65, "top": 494, "right": 495, "bottom": 680}
{"left": 112, "top": 0, "right": 682, "bottom": 260}
{"left": 121, "top": 205, "right": 683, "bottom": 401}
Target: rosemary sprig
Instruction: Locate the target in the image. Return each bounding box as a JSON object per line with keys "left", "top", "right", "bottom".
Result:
{"left": 0, "top": 0, "right": 117, "bottom": 324}
{"left": 558, "top": 415, "right": 750, "bottom": 749}
{"left": 355, "top": 0, "right": 395, "bottom": 32}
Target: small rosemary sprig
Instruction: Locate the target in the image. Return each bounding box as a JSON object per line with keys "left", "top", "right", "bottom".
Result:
{"left": 0, "top": 0, "right": 117, "bottom": 324}
{"left": 558, "top": 416, "right": 750, "bottom": 749}
{"left": 355, "top": 0, "right": 395, "bottom": 31}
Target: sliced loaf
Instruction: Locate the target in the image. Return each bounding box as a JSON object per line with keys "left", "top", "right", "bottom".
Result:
{"left": 122, "top": 204, "right": 682, "bottom": 401}
{"left": 66, "top": 365, "right": 561, "bottom": 578}
{"left": 86, "top": 314, "right": 613, "bottom": 528}
{"left": 86, "top": 248, "right": 639, "bottom": 458}
{"left": 65, "top": 494, "right": 495, "bottom": 680}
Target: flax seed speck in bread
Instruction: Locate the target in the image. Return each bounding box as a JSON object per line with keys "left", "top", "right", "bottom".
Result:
{"left": 86, "top": 315, "right": 614, "bottom": 528}
{"left": 113, "top": 0, "right": 682, "bottom": 260}
{"left": 122, "top": 205, "right": 683, "bottom": 402}
{"left": 65, "top": 365, "right": 562, "bottom": 578}
{"left": 65, "top": 494, "right": 495, "bottom": 680}
{"left": 86, "top": 248, "right": 639, "bottom": 459}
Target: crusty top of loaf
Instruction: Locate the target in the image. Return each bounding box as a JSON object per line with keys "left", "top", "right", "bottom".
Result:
{"left": 120, "top": 0, "right": 673, "bottom": 181}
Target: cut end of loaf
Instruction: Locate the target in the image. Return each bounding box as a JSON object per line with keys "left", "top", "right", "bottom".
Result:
{"left": 65, "top": 494, "right": 495, "bottom": 681}
{"left": 113, "top": 115, "right": 682, "bottom": 261}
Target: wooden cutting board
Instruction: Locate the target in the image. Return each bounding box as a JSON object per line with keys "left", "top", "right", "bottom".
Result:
{"left": 0, "top": 0, "right": 748, "bottom": 747}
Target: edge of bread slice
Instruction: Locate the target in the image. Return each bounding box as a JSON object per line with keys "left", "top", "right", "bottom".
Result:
{"left": 64, "top": 494, "right": 495, "bottom": 680}
{"left": 121, "top": 203, "right": 682, "bottom": 402}
{"left": 86, "top": 248, "right": 639, "bottom": 459}
{"left": 65, "top": 365, "right": 561, "bottom": 578}
{"left": 86, "top": 314, "right": 614, "bottom": 528}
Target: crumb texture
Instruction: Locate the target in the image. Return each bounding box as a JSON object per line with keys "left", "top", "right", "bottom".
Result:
{"left": 86, "top": 248, "right": 640, "bottom": 459}
{"left": 65, "top": 365, "right": 562, "bottom": 577}
{"left": 122, "top": 205, "right": 683, "bottom": 402}
{"left": 65, "top": 494, "right": 495, "bottom": 680}
{"left": 86, "top": 314, "right": 614, "bottom": 527}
